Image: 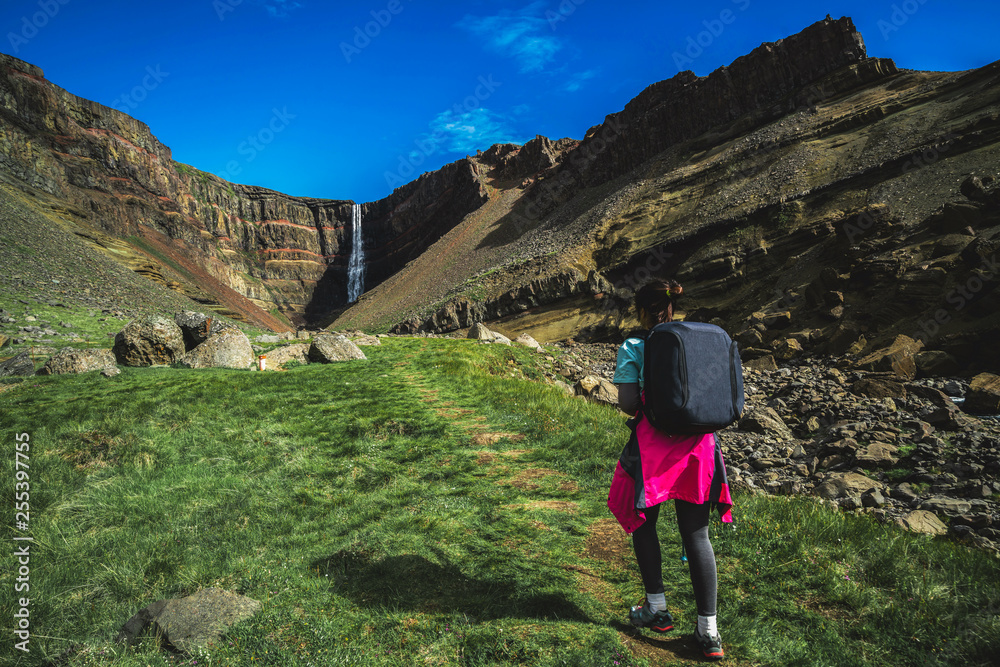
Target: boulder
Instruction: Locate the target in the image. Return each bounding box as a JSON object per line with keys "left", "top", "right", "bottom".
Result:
{"left": 823, "top": 291, "right": 845, "bottom": 307}
{"left": 813, "top": 472, "right": 883, "bottom": 500}
{"left": 37, "top": 348, "right": 117, "bottom": 375}
{"left": 468, "top": 322, "right": 512, "bottom": 345}
{"left": 820, "top": 437, "right": 861, "bottom": 457}
{"left": 743, "top": 355, "right": 778, "bottom": 372}
{"left": 927, "top": 201, "right": 983, "bottom": 234}
{"left": 350, "top": 334, "right": 381, "bottom": 346}
{"left": 114, "top": 316, "right": 186, "bottom": 366}
{"left": 823, "top": 305, "right": 844, "bottom": 320}
{"left": 952, "top": 513, "right": 993, "bottom": 529}
{"left": 920, "top": 496, "right": 972, "bottom": 515}
{"left": 0, "top": 334, "right": 7, "bottom": 349}
{"left": 846, "top": 336, "right": 868, "bottom": 356}
{"left": 514, "top": 333, "right": 543, "bottom": 351}
{"left": 740, "top": 347, "right": 775, "bottom": 361}
{"left": 738, "top": 407, "right": 793, "bottom": 439}
{"left": 552, "top": 379, "right": 574, "bottom": 396}
{"left": 737, "top": 328, "right": 764, "bottom": 348}
{"left": 309, "top": 334, "right": 367, "bottom": 363}
{"left": 0, "top": 351, "right": 35, "bottom": 377}
{"left": 896, "top": 510, "right": 947, "bottom": 536}
{"left": 923, "top": 400, "right": 977, "bottom": 431}
{"left": 851, "top": 377, "right": 906, "bottom": 399}
{"left": 960, "top": 175, "right": 990, "bottom": 202}
{"left": 759, "top": 310, "right": 792, "bottom": 329}
{"left": 177, "top": 328, "right": 254, "bottom": 369}
{"left": 913, "top": 350, "right": 960, "bottom": 377}
{"left": 174, "top": 311, "right": 224, "bottom": 351}
{"left": 854, "top": 335, "right": 922, "bottom": 379}
{"left": 574, "top": 375, "right": 619, "bottom": 406}
{"left": 891, "top": 483, "right": 920, "bottom": 503}
{"left": 964, "top": 373, "right": 1000, "bottom": 415}
{"left": 824, "top": 323, "right": 866, "bottom": 356}
{"left": 861, "top": 489, "right": 886, "bottom": 507}
{"left": 116, "top": 588, "right": 261, "bottom": 654}
{"left": 468, "top": 322, "right": 494, "bottom": 340}
{"left": 905, "top": 383, "right": 956, "bottom": 408}
{"left": 262, "top": 343, "right": 310, "bottom": 370}
{"left": 773, "top": 338, "right": 803, "bottom": 360}
{"left": 854, "top": 442, "right": 900, "bottom": 468}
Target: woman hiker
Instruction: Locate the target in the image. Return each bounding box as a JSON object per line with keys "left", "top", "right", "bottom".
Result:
{"left": 607, "top": 278, "right": 733, "bottom": 661}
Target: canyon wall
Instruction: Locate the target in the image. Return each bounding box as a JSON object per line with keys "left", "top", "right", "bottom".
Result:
{"left": 0, "top": 51, "right": 491, "bottom": 325}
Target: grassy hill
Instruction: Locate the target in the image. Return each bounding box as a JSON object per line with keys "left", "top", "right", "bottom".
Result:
{"left": 2, "top": 338, "right": 998, "bottom": 666}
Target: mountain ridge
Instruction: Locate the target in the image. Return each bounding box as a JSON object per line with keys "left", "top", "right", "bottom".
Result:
{"left": 0, "top": 16, "right": 872, "bottom": 325}
{"left": 2, "top": 16, "right": 999, "bottom": 372}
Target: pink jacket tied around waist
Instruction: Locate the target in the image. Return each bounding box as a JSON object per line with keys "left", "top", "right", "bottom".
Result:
{"left": 608, "top": 413, "right": 733, "bottom": 534}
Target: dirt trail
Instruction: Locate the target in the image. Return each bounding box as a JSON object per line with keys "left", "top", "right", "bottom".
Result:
{"left": 395, "top": 341, "right": 725, "bottom": 665}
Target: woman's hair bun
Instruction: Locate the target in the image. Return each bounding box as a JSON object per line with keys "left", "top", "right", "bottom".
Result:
{"left": 634, "top": 278, "right": 683, "bottom": 324}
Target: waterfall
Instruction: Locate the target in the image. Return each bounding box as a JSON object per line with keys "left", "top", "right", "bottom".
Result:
{"left": 346, "top": 203, "right": 366, "bottom": 302}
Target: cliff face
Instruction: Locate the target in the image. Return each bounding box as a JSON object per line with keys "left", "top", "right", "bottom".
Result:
{"left": 579, "top": 16, "right": 873, "bottom": 183}
{"left": 0, "top": 17, "right": 880, "bottom": 329}
{"left": 356, "top": 160, "right": 489, "bottom": 311}
{"left": 518, "top": 17, "right": 892, "bottom": 216}
{"left": 342, "top": 17, "right": 1000, "bottom": 374}
{"left": 0, "top": 52, "right": 492, "bottom": 325}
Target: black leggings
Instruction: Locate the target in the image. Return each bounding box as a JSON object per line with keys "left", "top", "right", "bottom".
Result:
{"left": 631, "top": 500, "right": 717, "bottom": 616}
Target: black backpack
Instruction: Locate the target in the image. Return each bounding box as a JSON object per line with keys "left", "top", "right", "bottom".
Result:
{"left": 642, "top": 321, "right": 745, "bottom": 434}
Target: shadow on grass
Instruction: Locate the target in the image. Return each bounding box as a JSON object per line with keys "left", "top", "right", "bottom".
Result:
{"left": 311, "top": 547, "right": 590, "bottom": 623}
{"left": 617, "top": 624, "right": 709, "bottom": 664}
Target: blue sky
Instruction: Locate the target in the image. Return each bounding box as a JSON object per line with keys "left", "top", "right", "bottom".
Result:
{"left": 3, "top": 0, "right": 998, "bottom": 203}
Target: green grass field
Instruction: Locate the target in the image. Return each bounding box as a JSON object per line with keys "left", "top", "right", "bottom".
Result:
{"left": 2, "top": 338, "right": 998, "bottom": 666}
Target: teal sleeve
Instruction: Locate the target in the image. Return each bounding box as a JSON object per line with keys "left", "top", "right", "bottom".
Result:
{"left": 613, "top": 338, "right": 644, "bottom": 387}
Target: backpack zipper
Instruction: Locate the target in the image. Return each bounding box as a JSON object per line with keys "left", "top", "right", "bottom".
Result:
{"left": 675, "top": 329, "right": 688, "bottom": 410}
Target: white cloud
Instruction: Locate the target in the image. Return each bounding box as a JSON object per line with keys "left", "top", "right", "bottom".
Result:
{"left": 457, "top": 2, "right": 562, "bottom": 73}
{"left": 422, "top": 108, "right": 526, "bottom": 155}
{"left": 562, "top": 68, "right": 598, "bottom": 92}
{"left": 257, "top": 0, "right": 302, "bottom": 18}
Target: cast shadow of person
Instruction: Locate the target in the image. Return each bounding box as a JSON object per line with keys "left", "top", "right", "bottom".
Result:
{"left": 311, "top": 544, "right": 590, "bottom": 623}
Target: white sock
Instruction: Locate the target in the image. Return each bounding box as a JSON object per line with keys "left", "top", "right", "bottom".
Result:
{"left": 698, "top": 614, "right": 718, "bottom": 638}
{"left": 646, "top": 592, "right": 666, "bottom": 612}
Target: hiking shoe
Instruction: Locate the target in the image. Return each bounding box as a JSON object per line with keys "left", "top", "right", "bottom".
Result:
{"left": 694, "top": 627, "right": 724, "bottom": 660}
{"left": 628, "top": 601, "right": 674, "bottom": 632}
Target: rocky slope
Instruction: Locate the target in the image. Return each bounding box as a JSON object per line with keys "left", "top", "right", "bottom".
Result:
{"left": 359, "top": 18, "right": 1000, "bottom": 376}
{"left": 441, "top": 330, "right": 1000, "bottom": 552}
